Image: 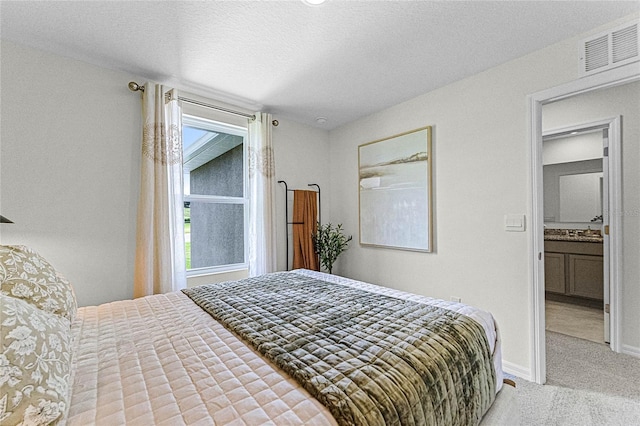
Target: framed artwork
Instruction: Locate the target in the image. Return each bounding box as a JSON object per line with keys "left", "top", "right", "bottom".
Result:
{"left": 358, "top": 126, "right": 432, "bottom": 252}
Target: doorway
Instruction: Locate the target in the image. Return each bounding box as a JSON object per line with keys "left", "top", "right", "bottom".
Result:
{"left": 542, "top": 121, "right": 614, "bottom": 345}
{"left": 528, "top": 67, "right": 639, "bottom": 385}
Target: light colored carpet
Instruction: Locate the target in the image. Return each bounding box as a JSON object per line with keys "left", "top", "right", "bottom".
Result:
{"left": 509, "top": 331, "right": 640, "bottom": 425}
{"left": 515, "top": 380, "right": 640, "bottom": 425}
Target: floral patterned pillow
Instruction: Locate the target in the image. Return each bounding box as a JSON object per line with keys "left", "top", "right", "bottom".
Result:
{"left": 0, "top": 294, "right": 72, "bottom": 425}
{"left": 0, "top": 245, "right": 77, "bottom": 322}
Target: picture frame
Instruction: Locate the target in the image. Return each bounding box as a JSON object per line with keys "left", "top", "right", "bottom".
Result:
{"left": 358, "top": 126, "right": 432, "bottom": 252}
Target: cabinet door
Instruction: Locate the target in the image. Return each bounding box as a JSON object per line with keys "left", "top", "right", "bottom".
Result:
{"left": 568, "top": 254, "right": 603, "bottom": 300}
{"left": 544, "top": 253, "right": 566, "bottom": 294}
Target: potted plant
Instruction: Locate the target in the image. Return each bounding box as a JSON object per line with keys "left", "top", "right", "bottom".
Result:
{"left": 312, "top": 223, "right": 352, "bottom": 274}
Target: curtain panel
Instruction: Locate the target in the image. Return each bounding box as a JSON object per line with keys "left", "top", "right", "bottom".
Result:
{"left": 248, "top": 112, "right": 277, "bottom": 276}
{"left": 133, "top": 83, "right": 186, "bottom": 297}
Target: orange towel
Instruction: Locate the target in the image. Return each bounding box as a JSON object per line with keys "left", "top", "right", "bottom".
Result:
{"left": 292, "top": 190, "right": 319, "bottom": 271}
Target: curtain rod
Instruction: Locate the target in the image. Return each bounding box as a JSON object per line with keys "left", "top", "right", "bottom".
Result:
{"left": 128, "top": 81, "right": 256, "bottom": 121}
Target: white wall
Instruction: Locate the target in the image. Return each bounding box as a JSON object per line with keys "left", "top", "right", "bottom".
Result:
{"left": 272, "top": 119, "right": 331, "bottom": 272}
{"left": 327, "top": 15, "right": 640, "bottom": 376}
{"left": 543, "top": 132, "right": 602, "bottom": 165}
{"left": 0, "top": 40, "right": 329, "bottom": 304}
{"left": 1, "top": 40, "right": 142, "bottom": 307}
{"left": 542, "top": 82, "right": 640, "bottom": 353}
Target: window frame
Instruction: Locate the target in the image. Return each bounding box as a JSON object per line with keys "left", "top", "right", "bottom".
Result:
{"left": 182, "top": 114, "right": 249, "bottom": 277}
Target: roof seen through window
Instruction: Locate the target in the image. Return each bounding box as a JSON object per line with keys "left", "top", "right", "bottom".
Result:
{"left": 183, "top": 126, "right": 214, "bottom": 151}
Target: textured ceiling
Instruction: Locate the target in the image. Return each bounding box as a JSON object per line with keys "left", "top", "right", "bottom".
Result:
{"left": 1, "top": 1, "right": 639, "bottom": 129}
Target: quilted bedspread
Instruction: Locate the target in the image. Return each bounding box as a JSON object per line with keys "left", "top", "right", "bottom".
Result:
{"left": 183, "top": 271, "right": 497, "bottom": 426}
{"left": 67, "top": 289, "right": 336, "bottom": 425}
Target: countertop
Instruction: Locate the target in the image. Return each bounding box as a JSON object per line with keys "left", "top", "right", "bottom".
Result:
{"left": 544, "top": 229, "right": 603, "bottom": 244}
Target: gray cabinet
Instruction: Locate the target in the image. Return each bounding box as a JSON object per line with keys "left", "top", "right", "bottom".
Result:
{"left": 544, "top": 252, "right": 566, "bottom": 294}
{"left": 568, "top": 254, "right": 604, "bottom": 299}
{"left": 544, "top": 241, "right": 603, "bottom": 302}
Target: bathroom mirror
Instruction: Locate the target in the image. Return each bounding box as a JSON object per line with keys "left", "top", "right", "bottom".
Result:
{"left": 543, "top": 159, "right": 603, "bottom": 223}
{"left": 558, "top": 172, "right": 603, "bottom": 222}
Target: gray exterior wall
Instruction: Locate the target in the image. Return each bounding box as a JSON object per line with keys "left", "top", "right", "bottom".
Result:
{"left": 190, "top": 143, "right": 244, "bottom": 268}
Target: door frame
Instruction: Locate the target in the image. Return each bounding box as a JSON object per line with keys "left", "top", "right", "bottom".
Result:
{"left": 528, "top": 63, "right": 639, "bottom": 385}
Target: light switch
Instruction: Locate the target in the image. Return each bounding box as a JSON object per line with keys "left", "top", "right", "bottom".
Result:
{"left": 505, "top": 214, "right": 526, "bottom": 232}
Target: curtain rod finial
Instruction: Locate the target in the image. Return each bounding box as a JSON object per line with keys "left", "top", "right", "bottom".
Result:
{"left": 128, "top": 81, "right": 144, "bottom": 92}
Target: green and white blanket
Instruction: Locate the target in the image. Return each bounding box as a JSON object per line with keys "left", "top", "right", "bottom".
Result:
{"left": 183, "top": 271, "right": 496, "bottom": 426}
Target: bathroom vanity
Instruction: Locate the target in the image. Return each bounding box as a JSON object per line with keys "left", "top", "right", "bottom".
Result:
{"left": 544, "top": 229, "right": 603, "bottom": 305}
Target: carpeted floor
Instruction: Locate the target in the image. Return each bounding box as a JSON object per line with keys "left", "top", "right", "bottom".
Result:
{"left": 509, "top": 331, "right": 640, "bottom": 425}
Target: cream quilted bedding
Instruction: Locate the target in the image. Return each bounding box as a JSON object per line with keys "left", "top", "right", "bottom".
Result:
{"left": 68, "top": 291, "right": 336, "bottom": 425}
{"left": 67, "top": 270, "right": 503, "bottom": 425}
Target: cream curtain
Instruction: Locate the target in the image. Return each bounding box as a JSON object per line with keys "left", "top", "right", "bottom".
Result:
{"left": 133, "top": 83, "right": 186, "bottom": 297}
{"left": 248, "top": 112, "right": 277, "bottom": 276}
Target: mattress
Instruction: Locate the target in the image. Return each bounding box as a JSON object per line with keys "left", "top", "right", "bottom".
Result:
{"left": 67, "top": 270, "right": 504, "bottom": 425}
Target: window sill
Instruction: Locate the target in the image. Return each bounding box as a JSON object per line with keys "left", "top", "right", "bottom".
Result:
{"left": 186, "top": 267, "right": 249, "bottom": 288}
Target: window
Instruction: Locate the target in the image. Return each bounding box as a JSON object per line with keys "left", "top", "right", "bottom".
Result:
{"left": 182, "top": 114, "right": 248, "bottom": 275}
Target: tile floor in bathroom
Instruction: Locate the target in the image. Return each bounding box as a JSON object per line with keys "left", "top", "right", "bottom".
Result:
{"left": 545, "top": 299, "right": 605, "bottom": 344}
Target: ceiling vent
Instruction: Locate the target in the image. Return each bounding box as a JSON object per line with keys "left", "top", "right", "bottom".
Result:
{"left": 580, "top": 20, "right": 639, "bottom": 77}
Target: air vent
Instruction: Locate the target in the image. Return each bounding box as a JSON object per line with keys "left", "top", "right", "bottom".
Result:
{"left": 584, "top": 35, "right": 609, "bottom": 72}
{"left": 580, "top": 20, "right": 639, "bottom": 77}
{"left": 612, "top": 24, "right": 638, "bottom": 63}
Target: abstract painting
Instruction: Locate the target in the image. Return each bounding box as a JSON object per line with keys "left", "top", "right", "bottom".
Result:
{"left": 358, "top": 126, "right": 432, "bottom": 252}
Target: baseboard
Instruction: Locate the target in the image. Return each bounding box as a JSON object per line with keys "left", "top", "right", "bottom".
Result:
{"left": 501, "top": 360, "right": 532, "bottom": 381}
{"left": 622, "top": 344, "right": 640, "bottom": 358}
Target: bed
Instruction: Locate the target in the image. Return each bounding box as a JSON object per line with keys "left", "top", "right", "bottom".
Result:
{"left": 1, "top": 245, "right": 517, "bottom": 425}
